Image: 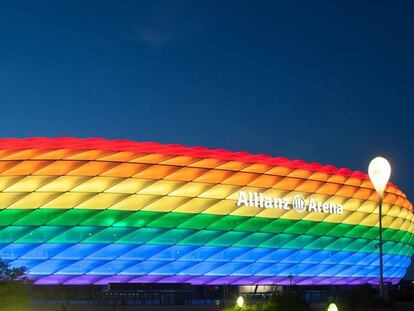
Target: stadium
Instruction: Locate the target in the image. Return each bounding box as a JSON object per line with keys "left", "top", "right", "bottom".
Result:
{"left": 0, "top": 137, "right": 412, "bottom": 287}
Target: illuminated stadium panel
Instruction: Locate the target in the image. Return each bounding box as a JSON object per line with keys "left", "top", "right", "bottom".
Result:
{"left": 0, "top": 137, "right": 412, "bottom": 286}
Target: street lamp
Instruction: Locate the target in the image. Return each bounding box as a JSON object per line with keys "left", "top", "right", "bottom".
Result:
{"left": 236, "top": 296, "right": 244, "bottom": 309}
{"left": 368, "top": 156, "right": 391, "bottom": 300}
{"left": 327, "top": 303, "right": 339, "bottom": 311}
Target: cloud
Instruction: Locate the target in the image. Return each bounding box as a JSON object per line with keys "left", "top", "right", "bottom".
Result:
{"left": 129, "top": 27, "right": 173, "bottom": 48}
{"left": 123, "top": 1, "right": 205, "bottom": 48}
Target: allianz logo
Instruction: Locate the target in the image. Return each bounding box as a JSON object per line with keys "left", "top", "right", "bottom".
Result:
{"left": 236, "top": 191, "right": 343, "bottom": 215}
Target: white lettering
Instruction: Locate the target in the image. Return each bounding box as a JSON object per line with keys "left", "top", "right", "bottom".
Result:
{"left": 237, "top": 191, "right": 248, "bottom": 207}
{"left": 264, "top": 197, "right": 273, "bottom": 208}
{"left": 308, "top": 198, "right": 317, "bottom": 212}
{"left": 283, "top": 198, "right": 290, "bottom": 210}
{"left": 248, "top": 192, "right": 254, "bottom": 207}
{"left": 274, "top": 198, "right": 283, "bottom": 209}
{"left": 236, "top": 191, "right": 343, "bottom": 215}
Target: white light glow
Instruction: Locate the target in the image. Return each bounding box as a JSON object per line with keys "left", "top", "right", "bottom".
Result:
{"left": 237, "top": 296, "right": 244, "bottom": 308}
{"left": 327, "top": 303, "right": 339, "bottom": 311}
{"left": 368, "top": 157, "right": 391, "bottom": 197}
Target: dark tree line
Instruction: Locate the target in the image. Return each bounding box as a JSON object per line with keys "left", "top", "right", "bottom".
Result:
{"left": 0, "top": 260, "right": 32, "bottom": 310}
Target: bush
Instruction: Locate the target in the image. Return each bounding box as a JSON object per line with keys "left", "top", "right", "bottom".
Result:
{"left": 335, "top": 285, "right": 390, "bottom": 311}
{"left": 223, "top": 291, "right": 311, "bottom": 311}
{"left": 389, "top": 288, "right": 413, "bottom": 302}
{"left": 0, "top": 260, "right": 33, "bottom": 311}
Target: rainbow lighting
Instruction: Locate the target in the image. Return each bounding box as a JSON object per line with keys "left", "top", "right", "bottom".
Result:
{"left": 0, "top": 137, "right": 412, "bottom": 286}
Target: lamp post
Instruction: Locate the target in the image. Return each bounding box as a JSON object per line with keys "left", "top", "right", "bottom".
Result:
{"left": 368, "top": 157, "right": 391, "bottom": 300}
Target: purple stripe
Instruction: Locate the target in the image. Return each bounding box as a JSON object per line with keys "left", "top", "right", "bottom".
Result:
{"left": 32, "top": 274, "right": 402, "bottom": 285}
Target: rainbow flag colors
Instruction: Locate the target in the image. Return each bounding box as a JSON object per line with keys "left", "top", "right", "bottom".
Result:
{"left": 0, "top": 137, "right": 412, "bottom": 285}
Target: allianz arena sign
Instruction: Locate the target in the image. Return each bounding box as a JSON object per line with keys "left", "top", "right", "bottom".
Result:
{"left": 237, "top": 191, "right": 344, "bottom": 215}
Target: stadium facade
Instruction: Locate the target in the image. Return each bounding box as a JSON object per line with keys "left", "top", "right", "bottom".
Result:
{"left": 0, "top": 137, "right": 412, "bottom": 286}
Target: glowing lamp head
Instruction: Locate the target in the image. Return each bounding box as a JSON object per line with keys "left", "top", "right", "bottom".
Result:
{"left": 368, "top": 157, "right": 391, "bottom": 197}
{"left": 237, "top": 296, "right": 244, "bottom": 308}
{"left": 327, "top": 303, "right": 338, "bottom": 311}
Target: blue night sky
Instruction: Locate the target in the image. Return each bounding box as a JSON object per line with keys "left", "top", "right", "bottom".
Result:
{"left": 1, "top": 1, "right": 414, "bottom": 275}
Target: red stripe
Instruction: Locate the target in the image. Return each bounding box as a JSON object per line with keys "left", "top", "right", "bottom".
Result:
{"left": 0, "top": 137, "right": 394, "bottom": 187}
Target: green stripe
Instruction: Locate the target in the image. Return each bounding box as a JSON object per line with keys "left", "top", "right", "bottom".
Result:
{"left": 0, "top": 208, "right": 413, "bottom": 249}
{"left": 0, "top": 225, "right": 412, "bottom": 257}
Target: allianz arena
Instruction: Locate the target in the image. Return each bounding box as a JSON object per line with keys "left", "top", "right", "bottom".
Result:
{"left": 0, "top": 137, "right": 412, "bottom": 286}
